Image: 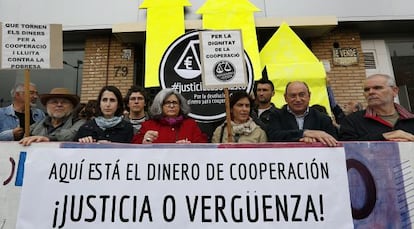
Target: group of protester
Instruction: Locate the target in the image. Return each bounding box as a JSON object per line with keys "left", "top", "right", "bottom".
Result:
{"left": 0, "top": 84, "right": 209, "bottom": 145}
{"left": 1, "top": 73, "right": 414, "bottom": 146}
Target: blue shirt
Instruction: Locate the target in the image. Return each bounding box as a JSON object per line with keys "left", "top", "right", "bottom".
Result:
{"left": 0, "top": 104, "right": 45, "bottom": 141}
{"left": 287, "top": 106, "right": 309, "bottom": 130}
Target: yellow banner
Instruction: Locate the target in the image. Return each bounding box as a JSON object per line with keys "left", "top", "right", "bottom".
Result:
{"left": 140, "top": 0, "right": 190, "bottom": 87}
{"left": 260, "top": 22, "right": 330, "bottom": 113}
{"left": 197, "top": 0, "right": 262, "bottom": 81}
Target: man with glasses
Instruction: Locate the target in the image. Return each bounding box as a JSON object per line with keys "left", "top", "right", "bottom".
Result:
{"left": 123, "top": 85, "right": 149, "bottom": 133}
{"left": 266, "top": 81, "right": 338, "bottom": 147}
{"left": 0, "top": 82, "right": 45, "bottom": 141}
{"left": 340, "top": 74, "right": 414, "bottom": 141}
{"left": 19, "top": 88, "right": 85, "bottom": 146}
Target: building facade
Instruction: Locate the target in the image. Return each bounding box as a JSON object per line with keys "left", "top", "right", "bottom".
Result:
{"left": 1, "top": 0, "right": 413, "bottom": 111}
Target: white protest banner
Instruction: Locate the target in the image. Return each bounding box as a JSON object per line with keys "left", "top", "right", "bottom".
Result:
{"left": 0, "top": 142, "right": 61, "bottom": 229}
{"left": 199, "top": 30, "right": 247, "bottom": 89}
{"left": 17, "top": 147, "right": 353, "bottom": 229}
{"left": 0, "top": 143, "right": 23, "bottom": 229}
{"left": 0, "top": 22, "right": 62, "bottom": 69}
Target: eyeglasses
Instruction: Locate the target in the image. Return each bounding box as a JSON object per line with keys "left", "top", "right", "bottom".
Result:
{"left": 129, "top": 96, "right": 144, "bottom": 101}
{"left": 163, "top": 100, "right": 179, "bottom": 107}
{"left": 47, "top": 98, "right": 71, "bottom": 105}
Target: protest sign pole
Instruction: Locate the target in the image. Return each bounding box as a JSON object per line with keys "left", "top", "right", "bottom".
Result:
{"left": 24, "top": 69, "right": 31, "bottom": 137}
{"left": 199, "top": 30, "right": 246, "bottom": 143}
{"left": 224, "top": 88, "right": 233, "bottom": 143}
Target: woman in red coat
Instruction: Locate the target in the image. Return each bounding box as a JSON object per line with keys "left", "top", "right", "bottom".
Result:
{"left": 131, "top": 88, "right": 207, "bottom": 144}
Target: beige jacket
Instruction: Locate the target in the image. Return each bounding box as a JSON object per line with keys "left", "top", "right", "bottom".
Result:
{"left": 211, "top": 119, "right": 267, "bottom": 143}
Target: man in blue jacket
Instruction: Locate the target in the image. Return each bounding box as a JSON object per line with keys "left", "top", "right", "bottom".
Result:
{"left": 0, "top": 83, "right": 45, "bottom": 141}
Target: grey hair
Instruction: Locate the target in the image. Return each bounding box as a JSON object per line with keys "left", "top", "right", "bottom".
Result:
{"left": 150, "top": 88, "right": 191, "bottom": 119}
{"left": 10, "top": 82, "right": 36, "bottom": 97}
{"left": 367, "top": 74, "right": 396, "bottom": 87}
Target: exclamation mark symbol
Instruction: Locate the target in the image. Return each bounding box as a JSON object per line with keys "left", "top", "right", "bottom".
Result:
{"left": 319, "top": 194, "right": 324, "bottom": 221}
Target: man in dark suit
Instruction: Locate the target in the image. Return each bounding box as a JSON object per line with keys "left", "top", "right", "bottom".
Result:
{"left": 266, "top": 81, "right": 338, "bottom": 147}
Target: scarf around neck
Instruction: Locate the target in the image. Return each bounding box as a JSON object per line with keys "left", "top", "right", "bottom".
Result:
{"left": 231, "top": 118, "right": 257, "bottom": 136}
{"left": 159, "top": 115, "right": 184, "bottom": 126}
{"left": 95, "top": 116, "right": 123, "bottom": 130}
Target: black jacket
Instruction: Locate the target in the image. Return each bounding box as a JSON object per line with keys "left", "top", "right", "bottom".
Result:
{"left": 251, "top": 103, "right": 279, "bottom": 129}
{"left": 339, "top": 105, "right": 414, "bottom": 141}
{"left": 74, "top": 119, "right": 134, "bottom": 143}
{"left": 266, "top": 105, "right": 338, "bottom": 142}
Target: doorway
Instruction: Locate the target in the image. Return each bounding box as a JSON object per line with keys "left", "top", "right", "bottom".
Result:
{"left": 388, "top": 40, "right": 414, "bottom": 112}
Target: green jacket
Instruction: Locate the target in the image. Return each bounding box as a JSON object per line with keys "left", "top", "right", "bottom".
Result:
{"left": 30, "top": 115, "right": 85, "bottom": 141}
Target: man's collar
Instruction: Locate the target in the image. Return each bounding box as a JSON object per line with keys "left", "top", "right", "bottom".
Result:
{"left": 255, "top": 103, "right": 276, "bottom": 110}
{"left": 287, "top": 105, "right": 309, "bottom": 117}
{"left": 12, "top": 103, "right": 25, "bottom": 113}
{"left": 365, "top": 103, "right": 414, "bottom": 120}
{"left": 44, "top": 114, "right": 72, "bottom": 127}
{"left": 258, "top": 106, "right": 272, "bottom": 112}
{"left": 129, "top": 111, "right": 146, "bottom": 120}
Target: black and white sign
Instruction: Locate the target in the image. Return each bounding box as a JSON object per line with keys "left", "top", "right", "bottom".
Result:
{"left": 332, "top": 47, "right": 358, "bottom": 66}
{"left": 199, "top": 30, "right": 247, "bottom": 89}
{"left": 17, "top": 146, "right": 353, "bottom": 229}
{"left": 0, "top": 22, "right": 62, "bottom": 69}
{"left": 159, "top": 30, "right": 254, "bottom": 122}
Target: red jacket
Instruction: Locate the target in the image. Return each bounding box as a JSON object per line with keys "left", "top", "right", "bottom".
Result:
{"left": 131, "top": 118, "right": 207, "bottom": 143}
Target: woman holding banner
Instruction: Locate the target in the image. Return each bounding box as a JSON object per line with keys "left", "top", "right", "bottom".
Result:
{"left": 75, "top": 86, "right": 133, "bottom": 143}
{"left": 131, "top": 88, "right": 207, "bottom": 144}
{"left": 211, "top": 91, "right": 267, "bottom": 143}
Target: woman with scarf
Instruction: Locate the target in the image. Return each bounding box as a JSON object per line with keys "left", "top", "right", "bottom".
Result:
{"left": 211, "top": 91, "right": 267, "bottom": 143}
{"left": 131, "top": 88, "right": 207, "bottom": 144}
{"left": 75, "top": 86, "right": 133, "bottom": 143}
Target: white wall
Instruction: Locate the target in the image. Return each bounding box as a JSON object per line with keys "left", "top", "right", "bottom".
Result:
{"left": 263, "top": 0, "right": 414, "bottom": 21}
{"left": 1, "top": 0, "right": 414, "bottom": 31}
{"left": 0, "top": 0, "right": 141, "bottom": 30}
{"left": 361, "top": 39, "right": 400, "bottom": 103}
{"left": 361, "top": 40, "right": 395, "bottom": 77}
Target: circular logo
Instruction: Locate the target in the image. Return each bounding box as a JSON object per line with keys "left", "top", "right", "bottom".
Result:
{"left": 214, "top": 60, "right": 235, "bottom": 82}
{"left": 159, "top": 30, "right": 254, "bottom": 122}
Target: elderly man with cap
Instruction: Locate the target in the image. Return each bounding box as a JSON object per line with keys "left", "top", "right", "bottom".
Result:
{"left": 19, "top": 88, "right": 85, "bottom": 146}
